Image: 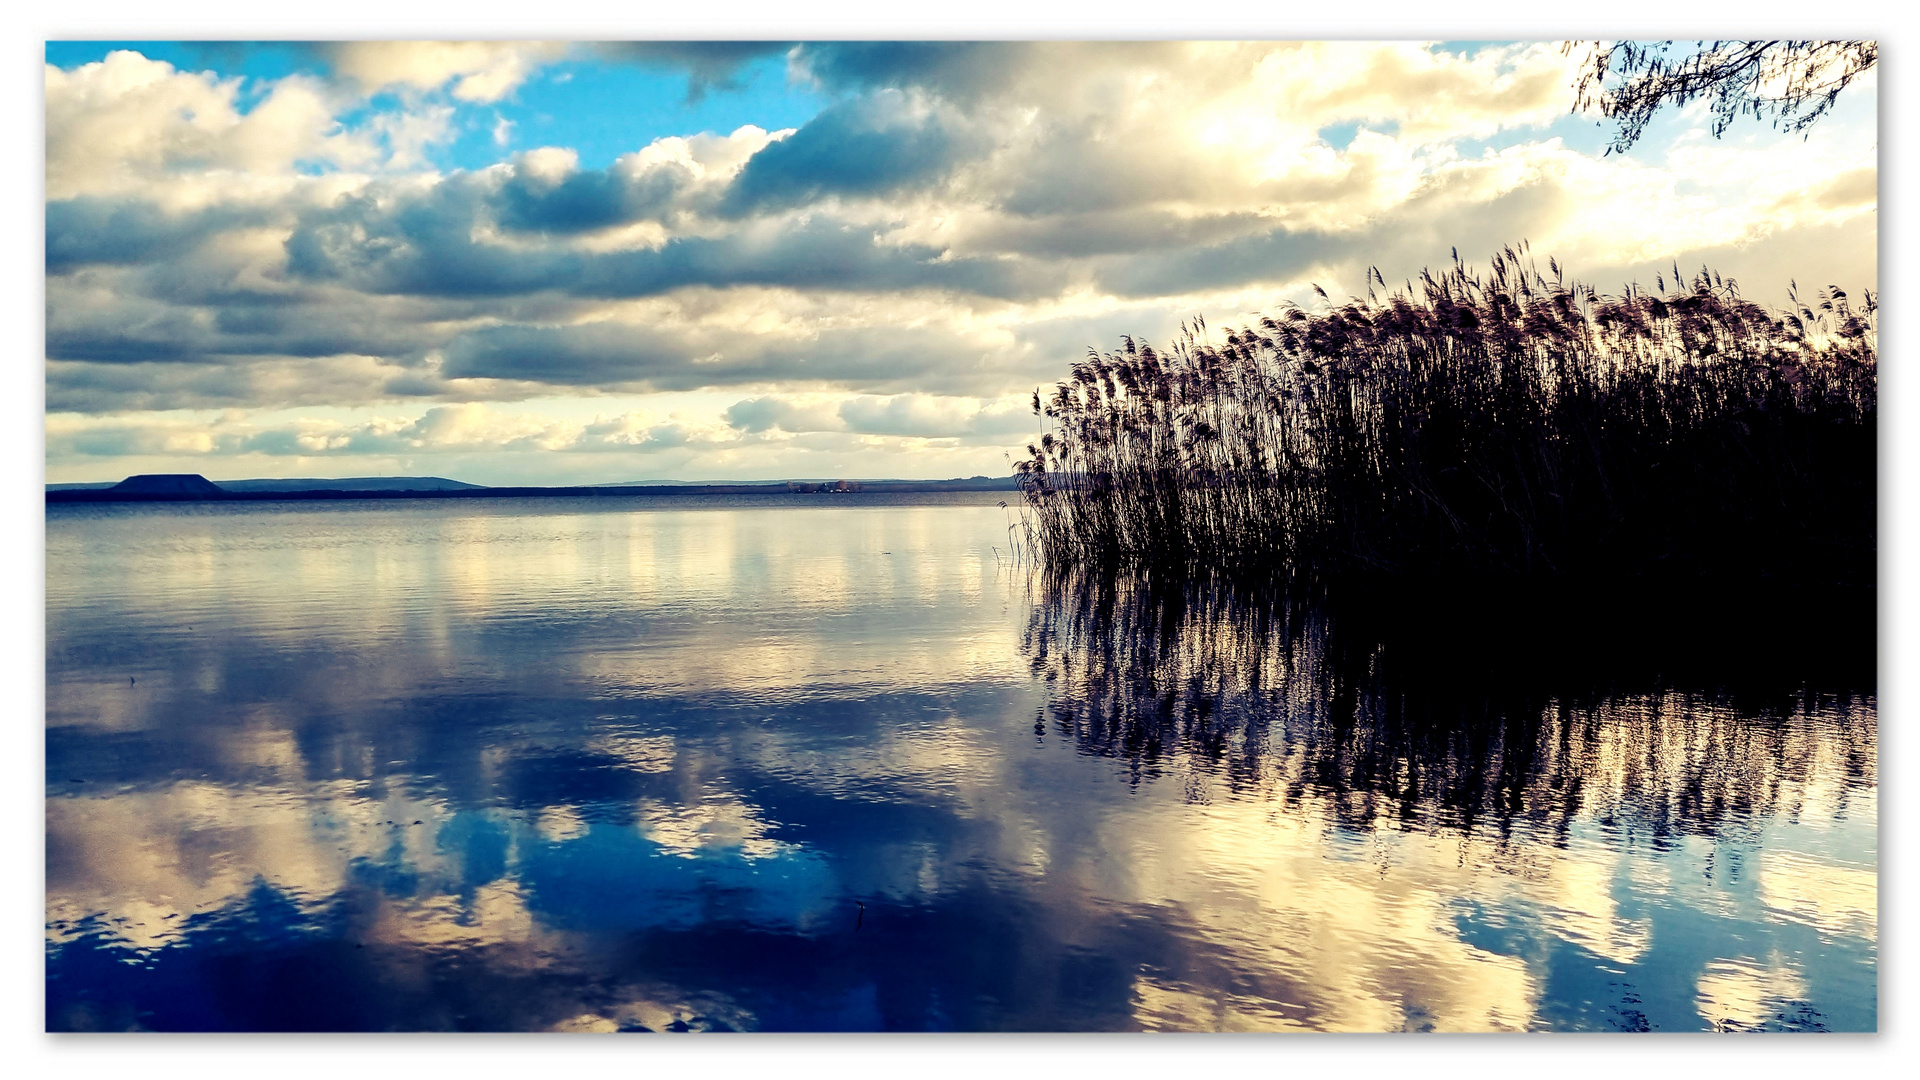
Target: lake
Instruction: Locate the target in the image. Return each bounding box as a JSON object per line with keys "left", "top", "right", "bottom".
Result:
{"left": 45, "top": 496, "right": 1877, "bottom": 1032}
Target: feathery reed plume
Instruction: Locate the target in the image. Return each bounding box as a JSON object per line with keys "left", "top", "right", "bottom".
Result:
{"left": 1016, "top": 246, "right": 1876, "bottom": 598}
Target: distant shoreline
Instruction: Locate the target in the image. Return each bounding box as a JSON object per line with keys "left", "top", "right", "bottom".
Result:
{"left": 47, "top": 478, "right": 1022, "bottom": 504}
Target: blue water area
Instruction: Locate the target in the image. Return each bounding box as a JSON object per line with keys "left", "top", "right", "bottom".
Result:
{"left": 45, "top": 496, "right": 1877, "bottom": 1031}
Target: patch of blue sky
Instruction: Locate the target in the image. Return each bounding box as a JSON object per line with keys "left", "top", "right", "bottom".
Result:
{"left": 45, "top": 43, "right": 830, "bottom": 175}
{"left": 1519, "top": 71, "right": 1876, "bottom": 169}
{"left": 1430, "top": 94, "right": 1738, "bottom": 163}
{"left": 44, "top": 40, "right": 321, "bottom": 84}
{"left": 1429, "top": 41, "right": 1510, "bottom": 61}
{"left": 442, "top": 53, "right": 829, "bottom": 172}
{"left": 1310, "top": 110, "right": 1588, "bottom": 160}
{"left": 1315, "top": 121, "right": 1387, "bottom": 151}
{"left": 1442, "top": 110, "right": 1612, "bottom": 160}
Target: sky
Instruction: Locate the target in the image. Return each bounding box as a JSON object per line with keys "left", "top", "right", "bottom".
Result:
{"left": 42, "top": 39, "right": 1879, "bottom": 485}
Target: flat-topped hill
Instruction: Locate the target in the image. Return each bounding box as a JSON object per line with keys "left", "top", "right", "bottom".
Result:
{"left": 109, "top": 474, "right": 225, "bottom": 496}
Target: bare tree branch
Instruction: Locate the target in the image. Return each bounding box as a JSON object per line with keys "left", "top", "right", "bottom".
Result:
{"left": 1565, "top": 40, "right": 1876, "bottom": 153}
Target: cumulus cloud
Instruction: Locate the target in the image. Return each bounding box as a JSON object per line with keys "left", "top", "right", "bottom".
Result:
{"left": 46, "top": 52, "right": 375, "bottom": 201}
{"left": 491, "top": 147, "right": 693, "bottom": 233}
{"left": 591, "top": 42, "right": 792, "bottom": 101}
{"left": 842, "top": 393, "right": 1032, "bottom": 438}
{"left": 726, "top": 393, "right": 1031, "bottom": 439}
{"left": 280, "top": 176, "right": 1052, "bottom": 301}
{"left": 322, "top": 41, "right": 569, "bottom": 103}
{"left": 45, "top": 392, "right": 1032, "bottom": 480}
{"left": 362, "top": 103, "right": 457, "bottom": 169}
{"left": 789, "top": 42, "right": 1182, "bottom": 107}
{"left": 46, "top": 198, "right": 267, "bottom": 274}
{"left": 44, "top": 41, "right": 1877, "bottom": 482}
{"left": 436, "top": 312, "right": 1038, "bottom": 395}
{"left": 47, "top": 402, "right": 700, "bottom": 461}
{"left": 721, "top": 90, "right": 982, "bottom": 214}
{"left": 724, "top": 395, "right": 845, "bottom": 434}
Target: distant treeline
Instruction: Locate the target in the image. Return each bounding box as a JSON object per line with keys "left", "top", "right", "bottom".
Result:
{"left": 47, "top": 483, "right": 807, "bottom": 504}
{"left": 1015, "top": 245, "right": 1876, "bottom": 603}
{"left": 48, "top": 475, "right": 1021, "bottom": 504}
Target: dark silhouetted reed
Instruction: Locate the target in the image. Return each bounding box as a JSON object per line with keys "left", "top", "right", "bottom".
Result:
{"left": 1022, "top": 567, "right": 1877, "bottom": 832}
{"left": 1015, "top": 245, "right": 1876, "bottom": 601}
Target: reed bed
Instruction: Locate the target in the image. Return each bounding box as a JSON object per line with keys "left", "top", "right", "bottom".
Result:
{"left": 1015, "top": 246, "right": 1876, "bottom": 597}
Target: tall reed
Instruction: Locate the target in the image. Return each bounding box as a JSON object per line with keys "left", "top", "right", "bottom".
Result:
{"left": 1015, "top": 245, "right": 1876, "bottom": 595}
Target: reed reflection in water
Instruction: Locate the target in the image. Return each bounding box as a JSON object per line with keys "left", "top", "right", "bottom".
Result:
{"left": 46, "top": 500, "right": 1874, "bottom": 1031}
{"left": 1022, "top": 570, "right": 1875, "bottom": 1031}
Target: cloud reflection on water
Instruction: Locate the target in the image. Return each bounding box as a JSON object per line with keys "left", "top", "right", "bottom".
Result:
{"left": 46, "top": 498, "right": 1875, "bottom": 1031}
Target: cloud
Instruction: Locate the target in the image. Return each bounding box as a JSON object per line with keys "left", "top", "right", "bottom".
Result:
{"left": 45, "top": 353, "right": 438, "bottom": 414}
{"left": 46, "top": 198, "right": 264, "bottom": 274}
{"left": 283, "top": 177, "right": 1051, "bottom": 301}
{"left": 283, "top": 180, "right": 586, "bottom": 297}
{"left": 46, "top": 390, "right": 1041, "bottom": 479}
{"left": 47, "top": 259, "right": 453, "bottom": 367}
{"left": 721, "top": 91, "right": 981, "bottom": 214}
{"left": 790, "top": 41, "right": 1573, "bottom": 138}
{"left": 591, "top": 42, "right": 792, "bottom": 101}
{"left": 723, "top": 396, "right": 845, "bottom": 434}
{"left": 362, "top": 103, "right": 457, "bottom": 169}
{"left": 322, "top": 41, "right": 569, "bottom": 103}
{"left": 1265, "top": 42, "right": 1576, "bottom": 143}
{"left": 839, "top": 393, "right": 1031, "bottom": 438}
{"left": 50, "top": 396, "right": 1023, "bottom": 472}
{"left": 788, "top": 42, "right": 1177, "bottom": 106}
{"left": 435, "top": 312, "right": 1032, "bottom": 395}
{"left": 726, "top": 393, "right": 1034, "bottom": 440}
{"left": 44, "top": 39, "right": 1877, "bottom": 487}
{"left": 45, "top": 51, "right": 376, "bottom": 200}
{"left": 492, "top": 148, "right": 692, "bottom": 234}
{"left": 573, "top": 219, "right": 1051, "bottom": 301}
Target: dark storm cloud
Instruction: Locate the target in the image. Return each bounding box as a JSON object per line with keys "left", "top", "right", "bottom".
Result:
{"left": 1091, "top": 178, "right": 1573, "bottom": 300}
{"left": 286, "top": 182, "right": 585, "bottom": 296}
{"left": 575, "top": 218, "right": 1050, "bottom": 300}
{"left": 1092, "top": 226, "right": 1336, "bottom": 299}
{"left": 721, "top": 93, "right": 977, "bottom": 215}
{"left": 46, "top": 292, "right": 442, "bottom": 366}
{"left": 790, "top": 42, "right": 1019, "bottom": 103}
{"left": 282, "top": 150, "right": 708, "bottom": 292}
{"left": 286, "top": 180, "right": 1054, "bottom": 301}
{"left": 839, "top": 394, "right": 1033, "bottom": 439}
{"left": 963, "top": 209, "right": 1271, "bottom": 261}
{"left": 46, "top": 356, "right": 402, "bottom": 413}
{"left": 493, "top": 158, "right": 693, "bottom": 234}
{"left": 790, "top": 42, "right": 1185, "bottom": 106}
{"left": 439, "top": 318, "right": 1033, "bottom": 396}
{"left": 590, "top": 42, "right": 793, "bottom": 101}
{"left": 46, "top": 198, "right": 262, "bottom": 274}
{"left": 724, "top": 393, "right": 1032, "bottom": 440}
{"left": 45, "top": 324, "right": 207, "bottom": 365}
{"left": 439, "top": 323, "right": 690, "bottom": 386}
{"left": 723, "top": 396, "right": 842, "bottom": 434}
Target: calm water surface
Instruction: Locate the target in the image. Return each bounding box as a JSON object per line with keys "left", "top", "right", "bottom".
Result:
{"left": 45, "top": 497, "right": 1876, "bottom": 1031}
